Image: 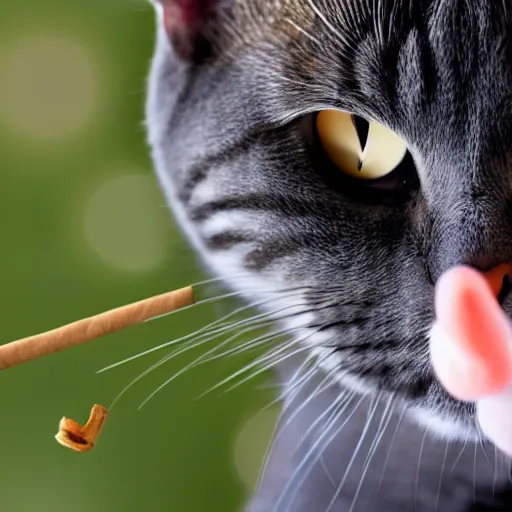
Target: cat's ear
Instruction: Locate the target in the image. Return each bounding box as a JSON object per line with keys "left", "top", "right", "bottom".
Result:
{"left": 158, "top": 0, "right": 224, "bottom": 61}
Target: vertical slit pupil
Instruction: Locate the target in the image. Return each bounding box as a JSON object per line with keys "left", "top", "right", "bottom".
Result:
{"left": 352, "top": 115, "right": 370, "bottom": 152}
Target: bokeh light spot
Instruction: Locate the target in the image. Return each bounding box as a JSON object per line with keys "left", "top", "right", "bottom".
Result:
{"left": 83, "top": 173, "right": 171, "bottom": 272}
{"left": 234, "top": 407, "right": 280, "bottom": 491}
{"left": 0, "top": 36, "right": 98, "bottom": 140}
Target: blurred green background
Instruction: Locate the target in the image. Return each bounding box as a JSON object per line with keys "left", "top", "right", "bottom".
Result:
{"left": 0, "top": 1, "right": 279, "bottom": 510}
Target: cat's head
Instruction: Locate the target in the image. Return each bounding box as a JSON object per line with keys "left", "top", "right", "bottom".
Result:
{"left": 146, "top": 0, "right": 512, "bottom": 440}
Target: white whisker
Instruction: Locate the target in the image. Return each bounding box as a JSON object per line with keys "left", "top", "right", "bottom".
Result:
{"left": 449, "top": 439, "right": 468, "bottom": 475}
{"left": 256, "top": 355, "right": 318, "bottom": 417}
{"left": 321, "top": 455, "right": 337, "bottom": 488}
{"left": 414, "top": 429, "right": 429, "bottom": 511}
{"left": 377, "top": 403, "right": 406, "bottom": 492}
{"left": 473, "top": 442, "right": 477, "bottom": 503}
{"left": 362, "top": 393, "right": 395, "bottom": 471}
{"left": 493, "top": 444, "right": 498, "bottom": 500}
{"left": 290, "top": 376, "right": 350, "bottom": 458}
{"left": 202, "top": 338, "right": 319, "bottom": 400}
{"left": 253, "top": 360, "right": 321, "bottom": 496}
{"left": 108, "top": 317, "right": 284, "bottom": 408}
{"left": 138, "top": 327, "right": 298, "bottom": 409}
{"left": 434, "top": 441, "right": 449, "bottom": 512}
{"left": 325, "top": 393, "right": 382, "bottom": 512}
{"left": 98, "top": 289, "right": 310, "bottom": 373}
{"left": 275, "top": 394, "right": 365, "bottom": 512}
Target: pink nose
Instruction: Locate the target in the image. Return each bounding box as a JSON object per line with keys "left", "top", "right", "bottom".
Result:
{"left": 433, "top": 265, "right": 512, "bottom": 400}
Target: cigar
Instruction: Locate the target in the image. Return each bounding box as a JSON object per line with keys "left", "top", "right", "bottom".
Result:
{"left": 0, "top": 286, "right": 195, "bottom": 371}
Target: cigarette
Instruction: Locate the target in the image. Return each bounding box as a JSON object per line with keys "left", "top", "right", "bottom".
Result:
{"left": 0, "top": 286, "right": 195, "bottom": 371}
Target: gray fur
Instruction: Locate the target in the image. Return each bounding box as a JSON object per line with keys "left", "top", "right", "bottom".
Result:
{"left": 145, "top": 1, "right": 512, "bottom": 510}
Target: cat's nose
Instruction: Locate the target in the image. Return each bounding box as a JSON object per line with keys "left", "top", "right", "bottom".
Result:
{"left": 482, "top": 264, "right": 512, "bottom": 303}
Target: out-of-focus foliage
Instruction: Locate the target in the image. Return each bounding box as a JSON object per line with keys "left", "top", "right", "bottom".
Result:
{"left": 0, "top": 2, "right": 278, "bottom": 511}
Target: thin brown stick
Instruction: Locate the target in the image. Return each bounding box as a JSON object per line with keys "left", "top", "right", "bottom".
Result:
{"left": 0, "top": 286, "right": 195, "bottom": 371}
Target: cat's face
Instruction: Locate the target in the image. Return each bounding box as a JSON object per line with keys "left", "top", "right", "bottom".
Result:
{"left": 146, "top": 0, "right": 512, "bottom": 439}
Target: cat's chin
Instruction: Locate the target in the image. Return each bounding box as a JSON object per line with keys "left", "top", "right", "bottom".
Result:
{"left": 406, "top": 406, "right": 479, "bottom": 442}
{"left": 309, "top": 342, "right": 480, "bottom": 444}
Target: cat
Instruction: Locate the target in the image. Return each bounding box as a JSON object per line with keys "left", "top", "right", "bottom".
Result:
{"left": 145, "top": 1, "right": 512, "bottom": 510}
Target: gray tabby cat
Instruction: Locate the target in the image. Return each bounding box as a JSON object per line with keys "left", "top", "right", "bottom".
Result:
{"left": 145, "top": 1, "right": 512, "bottom": 510}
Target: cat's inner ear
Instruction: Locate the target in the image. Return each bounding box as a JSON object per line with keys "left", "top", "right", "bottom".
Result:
{"left": 158, "top": 0, "right": 220, "bottom": 60}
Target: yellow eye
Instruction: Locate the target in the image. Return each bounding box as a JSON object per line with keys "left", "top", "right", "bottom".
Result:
{"left": 316, "top": 110, "right": 408, "bottom": 180}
